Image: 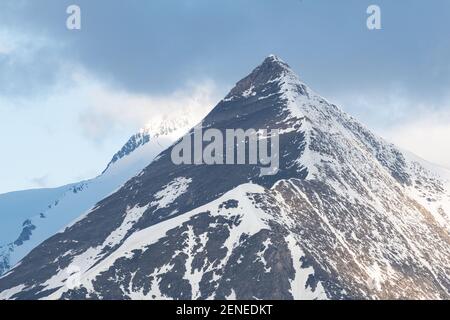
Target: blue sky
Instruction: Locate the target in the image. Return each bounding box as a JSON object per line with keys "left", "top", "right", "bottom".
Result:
{"left": 0, "top": 0, "right": 450, "bottom": 193}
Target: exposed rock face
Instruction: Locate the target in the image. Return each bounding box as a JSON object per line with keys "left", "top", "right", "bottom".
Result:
{"left": 0, "top": 56, "right": 449, "bottom": 300}
{"left": 102, "top": 131, "right": 151, "bottom": 174}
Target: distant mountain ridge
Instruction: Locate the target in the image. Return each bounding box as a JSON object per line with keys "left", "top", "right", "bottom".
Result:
{"left": 103, "top": 117, "right": 191, "bottom": 174}
{"left": 0, "top": 118, "right": 193, "bottom": 276}
{"left": 102, "top": 131, "right": 151, "bottom": 174}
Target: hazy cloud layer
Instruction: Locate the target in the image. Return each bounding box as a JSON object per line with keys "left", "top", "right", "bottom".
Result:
{"left": 383, "top": 109, "right": 450, "bottom": 169}
{"left": 77, "top": 76, "right": 222, "bottom": 142}
{"left": 30, "top": 174, "right": 50, "bottom": 188}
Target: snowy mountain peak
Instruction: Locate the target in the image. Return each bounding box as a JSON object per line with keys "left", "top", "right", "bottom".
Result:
{"left": 102, "top": 131, "right": 151, "bottom": 174}
{"left": 144, "top": 116, "right": 191, "bottom": 138}
{"left": 262, "top": 54, "right": 291, "bottom": 69}
{"left": 223, "top": 54, "right": 302, "bottom": 102}
{"left": 1, "top": 56, "right": 449, "bottom": 300}
{"left": 103, "top": 116, "right": 192, "bottom": 174}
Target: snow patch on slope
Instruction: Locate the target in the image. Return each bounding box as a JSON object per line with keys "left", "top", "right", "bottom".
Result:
{"left": 285, "top": 234, "right": 327, "bottom": 300}
{"left": 151, "top": 177, "right": 192, "bottom": 210}
{"left": 0, "top": 284, "right": 26, "bottom": 300}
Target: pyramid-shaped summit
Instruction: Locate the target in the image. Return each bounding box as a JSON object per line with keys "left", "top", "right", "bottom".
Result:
{"left": 205, "top": 55, "right": 311, "bottom": 131}
{"left": 1, "top": 56, "right": 449, "bottom": 300}
{"left": 224, "top": 54, "right": 302, "bottom": 101}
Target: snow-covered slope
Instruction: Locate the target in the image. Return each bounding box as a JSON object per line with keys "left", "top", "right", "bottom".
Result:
{"left": 0, "top": 55, "right": 449, "bottom": 300}
{"left": 0, "top": 186, "right": 75, "bottom": 245}
{"left": 0, "top": 120, "right": 192, "bottom": 275}
{"left": 402, "top": 151, "right": 450, "bottom": 231}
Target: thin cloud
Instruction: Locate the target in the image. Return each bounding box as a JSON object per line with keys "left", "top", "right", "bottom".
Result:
{"left": 76, "top": 72, "right": 223, "bottom": 143}
{"left": 0, "top": 28, "right": 68, "bottom": 98}
{"left": 30, "top": 174, "right": 50, "bottom": 188}
{"left": 382, "top": 110, "right": 450, "bottom": 169}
